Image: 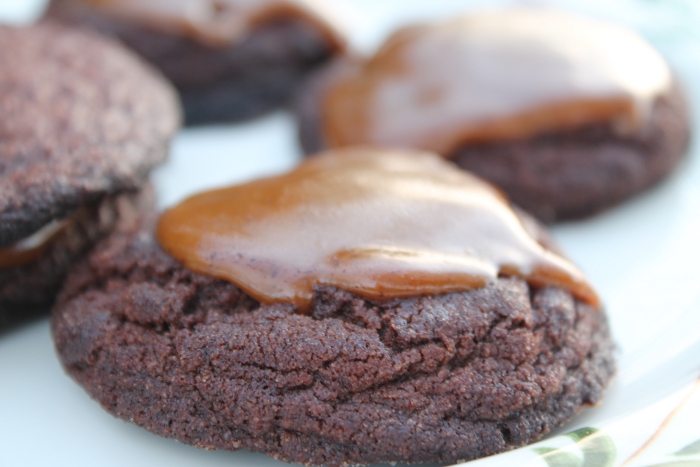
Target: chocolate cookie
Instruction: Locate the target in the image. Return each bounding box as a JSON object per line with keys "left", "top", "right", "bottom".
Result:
{"left": 53, "top": 149, "right": 614, "bottom": 466}
{"left": 0, "top": 22, "right": 179, "bottom": 314}
{"left": 296, "top": 8, "right": 691, "bottom": 222}
{"left": 46, "top": 0, "right": 347, "bottom": 125}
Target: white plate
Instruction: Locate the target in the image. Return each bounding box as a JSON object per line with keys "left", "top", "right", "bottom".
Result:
{"left": 1, "top": 1, "right": 700, "bottom": 466}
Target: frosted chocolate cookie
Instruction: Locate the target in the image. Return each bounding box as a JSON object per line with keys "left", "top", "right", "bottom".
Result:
{"left": 53, "top": 148, "right": 614, "bottom": 466}
{"left": 46, "top": 0, "right": 347, "bottom": 125}
{"left": 0, "top": 22, "right": 179, "bottom": 318}
{"left": 297, "top": 8, "right": 691, "bottom": 222}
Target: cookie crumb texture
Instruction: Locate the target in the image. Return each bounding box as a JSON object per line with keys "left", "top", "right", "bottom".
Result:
{"left": 53, "top": 223, "right": 614, "bottom": 466}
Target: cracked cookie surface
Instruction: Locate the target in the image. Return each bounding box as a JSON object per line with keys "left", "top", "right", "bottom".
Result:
{"left": 52, "top": 216, "right": 614, "bottom": 466}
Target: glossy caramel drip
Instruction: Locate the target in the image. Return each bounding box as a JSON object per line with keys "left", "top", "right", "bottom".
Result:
{"left": 0, "top": 219, "right": 69, "bottom": 269}
{"left": 322, "top": 8, "right": 672, "bottom": 155}
{"left": 80, "top": 0, "right": 345, "bottom": 49}
{"left": 157, "top": 148, "right": 599, "bottom": 311}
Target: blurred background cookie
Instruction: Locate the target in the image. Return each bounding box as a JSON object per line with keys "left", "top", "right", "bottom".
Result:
{"left": 46, "top": 0, "right": 347, "bottom": 125}
{"left": 297, "top": 7, "right": 691, "bottom": 222}
{"left": 0, "top": 22, "right": 179, "bottom": 322}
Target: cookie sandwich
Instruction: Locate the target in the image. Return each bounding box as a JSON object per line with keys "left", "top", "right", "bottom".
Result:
{"left": 0, "top": 22, "right": 179, "bottom": 323}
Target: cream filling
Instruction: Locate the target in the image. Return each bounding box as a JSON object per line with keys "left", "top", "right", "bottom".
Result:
{"left": 0, "top": 218, "right": 71, "bottom": 269}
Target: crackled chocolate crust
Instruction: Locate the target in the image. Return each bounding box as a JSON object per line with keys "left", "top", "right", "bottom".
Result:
{"left": 0, "top": 22, "right": 179, "bottom": 247}
{"left": 296, "top": 59, "right": 691, "bottom": 222}
{"left": 0, "top": 188, "right": 152, "bottom": 329}
{"left": 52, "top": 214, "right": 614, "bottom": 466}
{"left": 45, "top": 0, "right": 344, "bottom": 125}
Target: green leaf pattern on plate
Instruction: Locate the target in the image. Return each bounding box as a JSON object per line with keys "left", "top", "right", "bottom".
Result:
{"left": 675, "top": 440, "right": 700, "bottom": 456}
{"left": 534, "top": 428, "right": 616, "bottom": 467}
{"left": 534, "top": 432, "right": 700, "bottom": 467}
{"left": 533, "top": 447, "right": 583, "bottom": 467}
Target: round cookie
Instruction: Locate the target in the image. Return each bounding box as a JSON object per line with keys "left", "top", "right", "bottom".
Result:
{"left": 45, "top": 0, "right": 347, "bottom": 125}
{"left": 52, "top": 149, "right": 614, "bottom": 466}
{"left": 296, "top": 8, "right": 691, "bottom": 222}
{"left": 0, "top": 22, "right": 179, "bottom": 313}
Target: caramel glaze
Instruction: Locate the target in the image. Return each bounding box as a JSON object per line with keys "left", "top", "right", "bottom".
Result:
{"left": 0, "top": 219, "right": 70, "bottom": 269}
{"left": 157, "top": 148, "right": 599, "bottom": 312}
{"left": 322, "top": 8, "right": 672, "bottom": 156}
{"left": 79, "top": 0, "right": 346, "bottom": 49}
